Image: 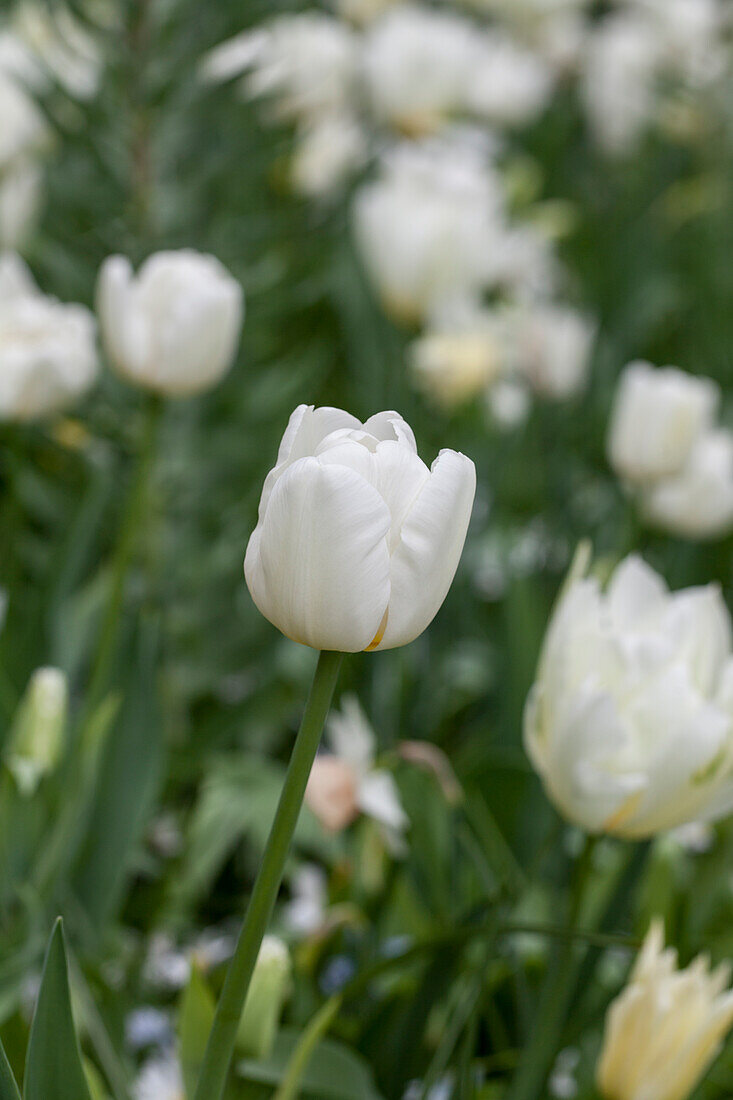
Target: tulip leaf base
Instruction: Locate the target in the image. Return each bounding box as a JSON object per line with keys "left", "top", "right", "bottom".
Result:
{"left": 193, "top": 649, "right": 343, "bottom": 1100}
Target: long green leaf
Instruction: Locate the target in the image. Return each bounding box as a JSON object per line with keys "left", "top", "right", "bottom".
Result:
{"left": 0, "top": 1036, "right": 20, "bottom": 1100}
{"left": 24, "top": 919, "right": 92, "bottom": 1100}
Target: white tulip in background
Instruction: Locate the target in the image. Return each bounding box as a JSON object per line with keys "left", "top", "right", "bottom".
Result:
{"left": 467, "top": 31, "right": 553, "bottom": 127}
{"left": 133, "top": 1055, "right": 184, "bottom": 1100}
{"left": 12, "top": 1, "right": 102, "bottom": 100}
{"left": 504, "top": 302, "right": 594, "bottom": 398}
{"left": 525, "top": 551, "right": 733, "bottom": 837}
{"left": 361, "top": 5, "right": 483, "bottom": 135}
{"left": 200, "top": 14, "right": 358, "bottom": 123}
{"left": 5, "top": 667, "right": 67, "bottom": 796}
{"left": 608, "top": 361, "right": 719, "bottom": 484}
{"left": 290, "top": 112, "right": 368, "bottom": 197}
{"left": 597, "top": 921, "right": 733, "bottom": 1100}
{"left": 0, "top": 158, "right": 41, "bottom": 250}
{"left": 607, "top": 361, "right": 733, "bottom": 539}
{"left": 352, "top": 136, "right": 505, "bottom": 322}
{"left": 410, "top": 327, "right": 500, "bottom": 409}
{"left": 284, "top": 864, "right": 328, "bottom": 937}
{"left": 643, "top": 429, "right": 733, "bottom": 540}
{"left": 306, "top": 694, "right": 408, "bottom": 847}
{"left": 0, "top": 252, "right": 98, "bottom": 421}
{"left": 244, "top": 404, "right": 476, "bottom": 652}
{"left": 236, "top": 935, "right": 291, "bottom": 1060}
{"left": 97, "top": 250, "right": 243, "bottom": 397}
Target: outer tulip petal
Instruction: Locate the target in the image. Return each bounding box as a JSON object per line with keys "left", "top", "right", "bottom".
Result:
{"left": 245, "top": 457, "right": 391, "bottom": 651}
{"left": 376, "top": 449, "right": 475, "bottom": 650}
{"left": 96, "top": 255, "right": 148, "bottom": 378}
{"left": 363, "top": 410, "right": 417, "bottom": 451}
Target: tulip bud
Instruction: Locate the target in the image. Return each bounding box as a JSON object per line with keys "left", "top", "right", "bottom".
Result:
{"left": 0, "top": 252, "right": 98, "bottom": 422}
{"left": 607, "top": 361, "right": 718, "bottom": 485}
{"left": 5, "top": 667, "right": 68, "bottom": 795}
{"left": 597, "top": 921, "right": 733, "bottom": 1100}
{"left": 237, "top": 936, "right": 291, "bottom": 1059}
{"left": 524, "top": 552, "right": 733, "bottom": 837}
{"left": 244, "top": 405, "right": 476, "bottom": 652}
{"left": 97, "top": 250, "right": 243, "bottom": 397}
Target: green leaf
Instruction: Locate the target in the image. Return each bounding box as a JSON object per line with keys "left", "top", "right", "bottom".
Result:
{"left": 24, "top": 920, "right": 92, "bottom": 1100}
{"left": 179, "top": 966, "right": 216, "bottom": 1099}
{"left": 0, "top": 1035, "right": 20, "bottom": 1100}
{"left": 237, "top": 1028, "right": 383, "bottom": 1100}
{"left": 72, "top": 618, "right": 165, "bottom": 929}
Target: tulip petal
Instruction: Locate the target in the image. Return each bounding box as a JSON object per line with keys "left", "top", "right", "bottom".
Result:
{"left": 363, "top": 411, "right": 417, "bottom": 451}
{"left": 357, "top": 770, "right": 408, "bottom": 831}
{"left": 245, "top": 457, "right": 391, "bottom": 652}
{"left": 376, "top": 449, "right": 475, "bottom": 650}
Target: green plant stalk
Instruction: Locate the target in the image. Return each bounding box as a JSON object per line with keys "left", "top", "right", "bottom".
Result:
{"left": 84, "top": 395, "right": 162, "bottom": 715}
{"left": 193, "top": 649, "right": 344, "bottom": 1100}
{"left": 272, "top": 995, "right": 343, "bottom": 1100}
{"left": 505, "top": 836, "right": 598, "bottom": 1100}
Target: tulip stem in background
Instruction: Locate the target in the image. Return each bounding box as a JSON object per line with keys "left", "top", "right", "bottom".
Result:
{"left": 506, "top": 836, "right": 598, "bottom": 1100}
{"left": 193, "top": 649, "right": 344, "bottom": 1100}
{"left": 85, "top": 395, "right": 162, "bottom": 715}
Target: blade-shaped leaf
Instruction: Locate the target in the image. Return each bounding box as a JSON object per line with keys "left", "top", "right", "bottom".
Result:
{"left": 0, "top": 1036, "right": 20, "bottom": 1100}
{"left": 179, "top": 965, "right": 215, "bottom": 1099}
{"left": 24, "top": 920, "right": 92, "bottom": 1100}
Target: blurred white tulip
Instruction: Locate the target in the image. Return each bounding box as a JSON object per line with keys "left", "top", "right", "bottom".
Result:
{"left": 525, "top": 551, "right": 733, "bottom": 837}
{"left": 353, "top": 136, "right": 503, "bottom": 322}
{"left": 0, "top": 252, "right": 98, "bottom": 421}
{"left": 608, "top": 361, "right": 719, "bottom": 485}
{"left": 291, "top": 112, "right": 367, "bottom": 196}
{"left": 245, "top": 405, "right": 476, "bottom": 652}
{"left": 201, "top": 14, "right": 358, "bottom": 124}
{"left": 97, "top": 250, "right": 243, "bottom": 397}
{"left": 643, "top": 429, "right": 733, "bottom": 540}
{"left": 5, "top": 667, "right": 67, "bottom": 795}
{"left": 597, "top": 920, "right": 733, "bottom": 1100}
{"left": 12, "top": 1, "right": 102, "bottom": 100}
{"left": 238, "top": 936, "right": 291, "bottom": 1059}
{"left": 411, "top": 323, "right": 501, "bottom": 408}
{"left": 467, "top": 31, "right": 553, "bottom": 127}
{"left": 362, "top": 5, "right": 483, "bottom": 135}
{"left": 284, "top": 864, "right": 328, "bottom": 937}
{"left": 507, "top": 303, "right": 595, "bottom": 399}
{"left": 133, "top": 1055, "right": 183, "bottom": 1100}
{"left": 0, "top": 158, "right": 41, "bottom": 250}
{"left": 306, "top": 694, "right": 408, "bottom": 847}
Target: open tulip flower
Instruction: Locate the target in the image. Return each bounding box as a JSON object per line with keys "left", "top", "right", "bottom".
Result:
{"left": 244, "top": 404, "right": 476, "bottom": 652}
{"left": 525, "top": 550, "right": 733, "bottom": 838}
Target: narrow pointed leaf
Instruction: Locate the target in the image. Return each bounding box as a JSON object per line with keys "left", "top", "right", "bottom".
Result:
{"left": 24, "top": 920, "right": 93, "bottom": 1100}
{"left": 0, "top": 1036, "right": 20, "bottom": 1100}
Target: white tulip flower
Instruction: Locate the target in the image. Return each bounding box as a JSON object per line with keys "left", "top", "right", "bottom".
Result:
{"left": 411, "top": 328, "right": 500, "bottom": 408}
{"left": 511, "top": 303, "right": 595, "bottom": 399}
{"left": 306, "top": 694, "right": 408, "bottom": 846}
{"left": 97, "top": 250, "right": 243, "bottom": 397}
{"left": 133, "top": 1055, "right": 184, "bottom": 1100}
{"left": 525, "top": 551, "right": 733, "bottom": 837}
{"left": 353, "top": 137, "right": 503, "bottom": 322}
{"left": 597, "top": 921, "right": 733, "bottom": 1100}
{"left": 467, "top": 32, "right": 553, "bottom": 128}
{"left": 291, "top": 112, "right": 367, "bottom": 197}
{"left": 362, "top": 5, "right": 482, "bottom": 136}
{"left": 200, "top": 14, "right": 358, "bottom": 124}
{"left": 643, "top": 429, "right": 733, "bottom": 540}
{"left": 244, "top": 404, "right": 476, "bottom": 652}
{"left": 284, "top": 864, "right": 328, "bottom": 937}
{"left": 0, "top": 158, "right": 42, "bottom": 249}
{"left": 607, "top": 361, "right": 719, "bottom": 485}
{"left": 0, "top": 33, "right": 48, "bottom": 169}
{"left": 0, "top": 252, "right": 98, "bottom": 421}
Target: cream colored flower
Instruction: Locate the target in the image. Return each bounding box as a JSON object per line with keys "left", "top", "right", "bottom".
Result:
{"left": 525, "top": 551, "right": 733, "bottom": 837}
{"left": 597, "top": 920, "right": 733, "bottom": 1100}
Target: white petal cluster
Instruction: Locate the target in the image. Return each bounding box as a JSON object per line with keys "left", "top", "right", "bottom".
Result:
{"left": 0, "top": 252, "right": 98, "bottom": 421}
{"left": 608, "top": 361, "right": 733, "bottom": 539}
{"left": 0, "top": 29, "right": 47, "bottom": 248}
{"left": 244, "top": 404, "right": 476, "bottom": 652}
{"left": 581, "top": 0, "right": 727, "bottom": 155}
{"left": 306, "top": 694, "right": 408, "bottom": 847}
{"left": 597, "top": 921, "right": 733, "bottom": 1100}
{"left": 410, "top": 299, "right": 593, "bottom": 411}
{"left": 133, "top": 1056, "right": 184, "bottom": 1100}
{"left": 97, "top": 250, "right": 243, "bottom": 397}
{"left": 525, "top": 552, "right": 733, "bottom": 838}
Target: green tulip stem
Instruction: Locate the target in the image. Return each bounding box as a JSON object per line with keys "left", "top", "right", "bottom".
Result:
{"left": 193, "top": 649, "right": 344, "bottom": 1100}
